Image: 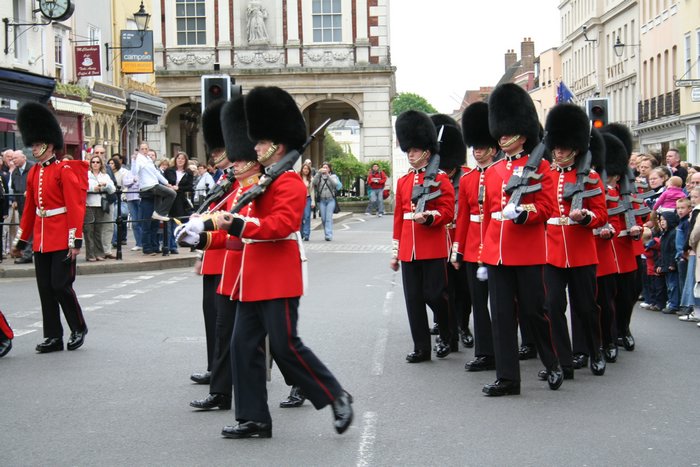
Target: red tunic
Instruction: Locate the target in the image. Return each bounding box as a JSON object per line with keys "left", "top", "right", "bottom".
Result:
{"left": 453, "top": 166, "right": 489, "bottom": 263}
{"left": 480, "top": 154, "right": 555, "bottom": 266}
{"left": 236, "top": 171, "right": 306, "bottom": 302}
{"left": 545, "top": 166, "right": 608, "bottom": 268}
{"left": 392, "top": 168, "right": 455, "bottom": 262}
{"left": 200, "top": 176, "right": 236, "bottom": 275}
{"left": 16, "top": 158, "right": 87, "bottom": 252}
{"left": 607, "top": 185, "right": 642, "bottom": 274}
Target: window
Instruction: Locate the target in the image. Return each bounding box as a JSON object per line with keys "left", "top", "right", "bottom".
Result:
{"left": 685, "top": 33, "right": 692, "bottom": 76}
{"left": 697, "top": 29, "right": 700, "bottom": 78}
{"left": 176, "top": 0, "right": 206, "bottom": 46}
{"left": 312, "top": 0, "right": 341, "bottom": 43}
{"left": 54, "top": 34, "right": 64, "bottom": 82}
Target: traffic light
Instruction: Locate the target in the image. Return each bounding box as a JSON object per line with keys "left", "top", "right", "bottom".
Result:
{"left": 586, "top": 97, "right": 609, "bottom": 129}
{"left": 201, "top": 75, "right": 242, "bottom": 112}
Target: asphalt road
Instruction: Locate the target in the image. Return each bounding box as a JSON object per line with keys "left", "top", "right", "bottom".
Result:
{"left": 1, "top": 215, "right": 699, "bottom": 466}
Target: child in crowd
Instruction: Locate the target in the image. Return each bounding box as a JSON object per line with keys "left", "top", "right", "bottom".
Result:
{"left": 642, "top": 227, "right": 665, "bottom": 312}
{"left": 675, "top": 198, "right": 691, "bottom": 307}
{"left": 657, "top": 211, "right": 681, "bottom": 313}
{"left": 679, "top": 187, "right": 700, "bottom": 322}
{"left": 653, "top": 176, "right": 686, "bottom": 212}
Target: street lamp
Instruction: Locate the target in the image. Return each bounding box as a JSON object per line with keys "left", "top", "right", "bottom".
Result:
{"left": 104, "top": 1, "right": 151, "bottom": 71}
{"left": 613, "top": 37, "right": 640, "bottom": 58}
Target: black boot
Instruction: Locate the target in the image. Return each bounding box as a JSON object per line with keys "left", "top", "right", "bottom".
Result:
{"left": 190, "top": 393, "right": 232, "bottom": 410}
{"left": 279, "top": 386, "right": 306, "bottom": 408}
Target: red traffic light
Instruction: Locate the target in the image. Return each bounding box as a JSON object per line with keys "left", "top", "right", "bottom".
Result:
{"left": 590, "top": 105, "right": 604, "bottom": 116}
{"left": 208, "top": 84, "right": 223, "bottom": 97}
{"left": 592, "top": 119, "right": 604, "bottom": 129}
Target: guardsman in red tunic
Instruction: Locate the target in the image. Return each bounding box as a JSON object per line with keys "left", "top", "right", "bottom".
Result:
{"left": 391, "top": 110, "right": 455, "bottom": 363}
{"left": 189, "top": 100, "right": 232, "bottom": 386}
{"left": 541, "top": 104, "right": 608, "bottom": 380}
{"left": 451, "top": 101, "right": 498, "bottom": 372}
{"left": 208, "top": 86, "right": 352, "bottom": 439}
{"left": 430, "top": 113, "right": 469, "bottom": 352}
{"left": 480, "top": 84, "right": 562, "bottom": 396}
{"left": 0, "top": 310, "right": 13, "bottom": 357}
{"left": 181, "top": 96, "right": 261, "bottom": 412}
{"left": 11, "top": 102, "right": 88, "bottom": 353}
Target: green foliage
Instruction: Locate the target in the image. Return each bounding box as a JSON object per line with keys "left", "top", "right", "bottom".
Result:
{"left": 391, "top": 92, "right": 437, "bottom": 116}
{"left": 55, "top": 82, "right": 90, "bottom": 101}
{"left": 323, "top": 132, "right": 347, "bottom": 161}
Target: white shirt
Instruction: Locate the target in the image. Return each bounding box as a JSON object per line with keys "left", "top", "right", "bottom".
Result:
{"left": 133, "top": 153, "right": 168, "bottom": 190}
{"left": 86, "top": 171, "right": 116, "bottom": 207}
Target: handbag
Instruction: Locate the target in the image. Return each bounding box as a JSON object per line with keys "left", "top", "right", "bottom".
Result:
{"left": 322, "top": 178, "right": 341, "bottom": 214}
{"left": 100, "top": 195, "right": 111, "bottom": 213}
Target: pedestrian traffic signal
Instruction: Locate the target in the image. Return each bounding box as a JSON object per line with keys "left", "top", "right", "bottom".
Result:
{"left": 586, "top": 97, "right": 609, "bottom": 129}
{"left": 201, "top": 75, "right": 242, "bottom": 113}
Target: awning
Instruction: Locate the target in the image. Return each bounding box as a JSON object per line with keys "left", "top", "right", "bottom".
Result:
{"left": 50, "top": 97, "right": 93, "bottom": 116}
{"left": 0, "top": 67, "right": 56, "bottom": 103}
{"left": 127, "top": 91, "right": 166, "bottom": 117}
{"left": 0, "top": 117, "right": 16, "bottom": 132}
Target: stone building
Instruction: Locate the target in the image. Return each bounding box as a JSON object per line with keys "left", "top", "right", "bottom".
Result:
{"left": 151, "top": 0, "right": 395, "bottom": 165}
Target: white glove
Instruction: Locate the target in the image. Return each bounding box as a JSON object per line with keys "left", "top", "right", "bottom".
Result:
{"left": 174, "top": 217, "right": 205, "bottom": 244}
{"left": 186, "top": 217, "right": 205, "bottom": 235}
{"left": 502, "top": 203, "right": 523, "bottom": 220}
{"left": 173, "top": 223, "right": 187, "bottom": 240}
{"left": 476, "top": 266, "right": 488, "bottom": 282}
{"left": 178, "top": 227, "right": 201, "bottom": 247}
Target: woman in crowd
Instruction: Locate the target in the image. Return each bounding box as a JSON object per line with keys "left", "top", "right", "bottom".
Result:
{"left": 193, "top": 162, "right": 215, "bottom": 207}
{"left": 84, "top": 155, "right": 116, "bottom": 261}
{"left": 108, "top": 156, "right": 130, "bottom": 248}
{"left": 299, "top": 163, "right": 315, "bottom": 241}
{"left": 164, "top": 151, "right": 194, "bottom": 254}
{"left": 313, "top": 161, "right": 341, "bottom": 241}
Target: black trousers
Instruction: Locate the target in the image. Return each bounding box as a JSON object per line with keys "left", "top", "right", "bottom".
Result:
{"left": 465, "top": 261, "right": 494, "bottom": 357}
{"left": 448, "top": 262, "right": 472, "bottom": 334}
{"left": 201, "top": 274, "right": 220, "bottom": 371}
{"left": 209, "top": 293, "right": 237, "bottom": 396}
{"left": 34, "top": 250, "right": 86, "bottom": 338}
{"left": 401, "top": 259, "right": 451, "bottom": 352}
{"left": 592, "top": 273, "right": 618, "bottom": 348}
{"left": 615, "top": 270, "right": 637, "bottom": 337}
{"left": 232, "top": 298, "right": 342, "bottom": 424}
{"left": 487, "top": 264, "right": 558, "bottom": 382}
{"left": 546, "top": 264, "right": 601, "bottom": 367}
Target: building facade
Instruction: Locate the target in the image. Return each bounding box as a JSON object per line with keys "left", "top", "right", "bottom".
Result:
{"left": 151, "top": 0, "right": 395, "bottom": 165}
{"left": 677, "top": 0, "right": 700, "bottom": 163}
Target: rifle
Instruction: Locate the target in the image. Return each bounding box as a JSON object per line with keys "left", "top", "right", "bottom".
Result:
{"left": 607, "top": 167, "right": 650, "bottom": 237}
{"left": 229, "top": 118, "right": 331, "bottom": 214}
{"left": 194, "top": 169, "right": 236, "bottom": 214}
{"left": 503, "top": 138, "right": 546, "bottom": 207}
{"left": 561, "top": 149, "right": 603, "bottom": 212}
{"left": 410, "top": 126, "right": 444, "bottom": 214}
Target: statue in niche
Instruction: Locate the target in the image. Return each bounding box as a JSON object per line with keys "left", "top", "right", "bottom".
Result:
{"left": 246, "top": 1, "right": 269, "bottom": 45}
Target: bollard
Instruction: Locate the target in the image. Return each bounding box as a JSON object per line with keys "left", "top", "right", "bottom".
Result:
{"left": 115, "top": 187, "right": 123, "bottom": 260}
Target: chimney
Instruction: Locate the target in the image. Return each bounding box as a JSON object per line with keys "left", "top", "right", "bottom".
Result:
{"left": 521, "top": 37, "right": 535, "bottom": 71}
{"left": 504, "top": 49, "right": 517, "bottom": 72}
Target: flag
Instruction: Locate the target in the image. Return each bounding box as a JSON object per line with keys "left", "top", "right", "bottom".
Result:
{"left": 556, "top": 81, "right": 575, "bottom": 103}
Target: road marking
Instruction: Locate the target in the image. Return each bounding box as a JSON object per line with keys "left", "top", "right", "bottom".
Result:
{"left": 78, "top": 294, "right": 96, "bottom": 299}
{"left": 136, "top": 275, "right": 154, "bottom": 280}
{"left": 28, "top": 321, "right": 43, "bottom": 328}
{"left": 371, "top": 328, "right": 388, "bottom": 376}
{"left": 122, "top": 280, "right": 140, "bottom": 284}
{"left": 13, "top": 329, "right": 37, "bottom": 337}
{"left": 9, "top": 310, "right": 39, "bottom": 318}
{"left": 164, "top": 336, "right": 206, "bottom": 343}
{"left": 105, "top": 283, "right": 127, "bottom": 289}
{"left": 113, "top": 294, "right": 136, "bottom": 300}
{"left": 83, "top": 306, "right": 103, "bottom": 312}
{"left": 356, "top": 411, "right": 378, "bottom": 467}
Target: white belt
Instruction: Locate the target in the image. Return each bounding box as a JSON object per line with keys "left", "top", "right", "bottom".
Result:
{"left": 469, "top": 214, "right": 483, "bottom": 223}
{"left": 36, "top": 207, "right": 67, "bottom": 218}
{"left": 241, "top": 233, "right": 297, "bottom": 244}
{"left": 491, "top": 212, "right": 503, "bottom": 221}
{"left": 547, "top": 217, "right": 578, "bottom": 226}
{"left": 403, "top": 213, "right": 415, "bottom": 220}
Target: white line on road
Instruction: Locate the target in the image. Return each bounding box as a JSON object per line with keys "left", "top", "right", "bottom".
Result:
{"left": 78, "top": 294, "right": 96, "bottom": 299}
{"left": 113, "top": 294, "right": 136, "bottom": 300}
{"left": 83, "top": 306, "right": 103, "bottom": 312}
{"left": 356, "top": 411, "right": 378, "bottom": 467}
{"left": 13, "top": 329, "right": 37, "bottom": 337}
{"left": 28, "top": 321, "right": 43, "bottom": 328}
{"left": 372, "top": 328, "right": 388, "bottom": 376}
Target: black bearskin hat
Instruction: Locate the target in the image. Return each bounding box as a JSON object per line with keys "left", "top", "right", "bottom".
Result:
{"left": 488, "top": 83, "right": 540, "bottom": 151}
{"left": 430, "top": 114, "right": 466, "bottom": 170}
{"left": 245, "top": 86, "right": 307, "bottom": 151}
{"left": 601, "top": 122, "right": 633, "bottom": 155}
{"left": 461, "top": 102, "right": 498, "bottom": 149}
{"left": 17, "top": 102, "right": 63, "bottom": 151}
{"left": 221, "top": 96, "right": 257, "bottom": 163}
{"left": 201, "top": 100, "right": 226, "bottom": 153}
{"left": 589, "top": 128, "right": 605, "bottom": 172}
{"left": 602, "top": 132, "right": 629, "bottom": 177}
{"left": 544, "top": 103, "right": 591, "bottom": 157}
{"left": 395, "top": 110, "right": 438, "bottom": 155}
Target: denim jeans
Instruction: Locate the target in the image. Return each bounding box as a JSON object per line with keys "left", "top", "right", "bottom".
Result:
{"left": 318, "top": 197, "right": 335, "bottom": 240}
{"left": 366, "top": 188, "right": 384, "bottom": 215}
{"left": 138, "top": 196, "right": 159, "bottom": 253}
{"left": 680, "top": 255, "right": 700, "bottom": 307}
{"left": 301, "top": 196, "right": 312, "bottom": 240}
{"left": 127, "top": 200, "right": 142, "bottom": 247}
{"left": 665, "top": 270, "right": 680, "bottom": 309}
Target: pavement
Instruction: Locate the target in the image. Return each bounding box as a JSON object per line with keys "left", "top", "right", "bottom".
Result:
{"left": 0, "top": 211, "right": 354, "bottom": 279}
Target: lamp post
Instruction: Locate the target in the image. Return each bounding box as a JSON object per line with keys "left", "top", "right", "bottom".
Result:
{"left": 104, "top": 1, "right": 151, "bottom": 71}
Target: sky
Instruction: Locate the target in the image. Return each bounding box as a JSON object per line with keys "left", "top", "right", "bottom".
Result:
{"left": 389, "top": 1, "right": 562, "bottom": 114}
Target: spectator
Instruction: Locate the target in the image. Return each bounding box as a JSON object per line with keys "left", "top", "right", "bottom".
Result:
{"left": 94, "top": 145, "right": 118, "bottom": 259}
{"left": 365, "top": 163, "right": 387, "bottom": 217}
{"left": 123, "top": 154, "right": 142, "bottom": 251}
{"left": 313, "top": 161, "right": 341, "bottom": 241}
{"left": 108, "top": 156, "right": 130, "bottom": 249}
{"left": 1, "top": 149, "right": 13, "bottom": 258}
{"left": 653, "top": 176, "right": 686, "bottom": 212}
{"left": 194, "top": 162, "right": 215, "bottom": 206}
{"left": 298, "top": 163, "right": 315, "bottom": 241}
{"left": 675, "top": 197, "right": 691, "bottom": 312}
{"left": 666, "top": 148, "right": 687, "bottom": 186}
{"left": 84, "top": 155, "right": 115, "bottom": 261}
{"left": 10, "top": 150, "right": 34, "bottom": 264}
{"left": 657, "top": 211, "right": 680, "bottom": 313}
{"left": 685, "top": 171, "right": 700, "bottom": 195}
{"left": 680, "top": 186, "right": 700, "bottom": 323}
{"left": 207, "top": 158, "right": 223, "bottom": 183}
{"left": 641, "top": 227, "right": 665, "bottom": 312}
{"left": 164, "top": 152, "right": 194, "bottom": 254}
{"left": 644, "top": 166, "right": 671, "bottom": 212}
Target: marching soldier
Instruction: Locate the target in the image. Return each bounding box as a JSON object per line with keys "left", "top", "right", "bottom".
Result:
{"left": 451, "top": 101, "right": 497, "bottom": 372}
{"left": 391, "top": 110, "right": 455, "bottom": 362}
{"left": 480, "top": 83, "right": 562, "bottom": 396}
{"left": 11, "top": 102, "right": 88, "bottom": 353}
{"left": 205, "top": 86, "right": 352, "bottom": 438}
{"left": 541, "top": 104, "right": 608, "bottom": 380}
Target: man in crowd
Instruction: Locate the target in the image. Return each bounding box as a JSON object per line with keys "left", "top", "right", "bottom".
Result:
{"left": 10, "top": 149, "right": 34, "bottom": 264}
{"left": 666, "top": 148, "right": 687, "bottom": 187}
{"left": 365, "top": 163, "right": 387, "bottom": 217}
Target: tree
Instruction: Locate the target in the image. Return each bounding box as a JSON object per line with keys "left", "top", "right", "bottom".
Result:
{"left": 391, "top": 92, "right": 437, "bottom": 116}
